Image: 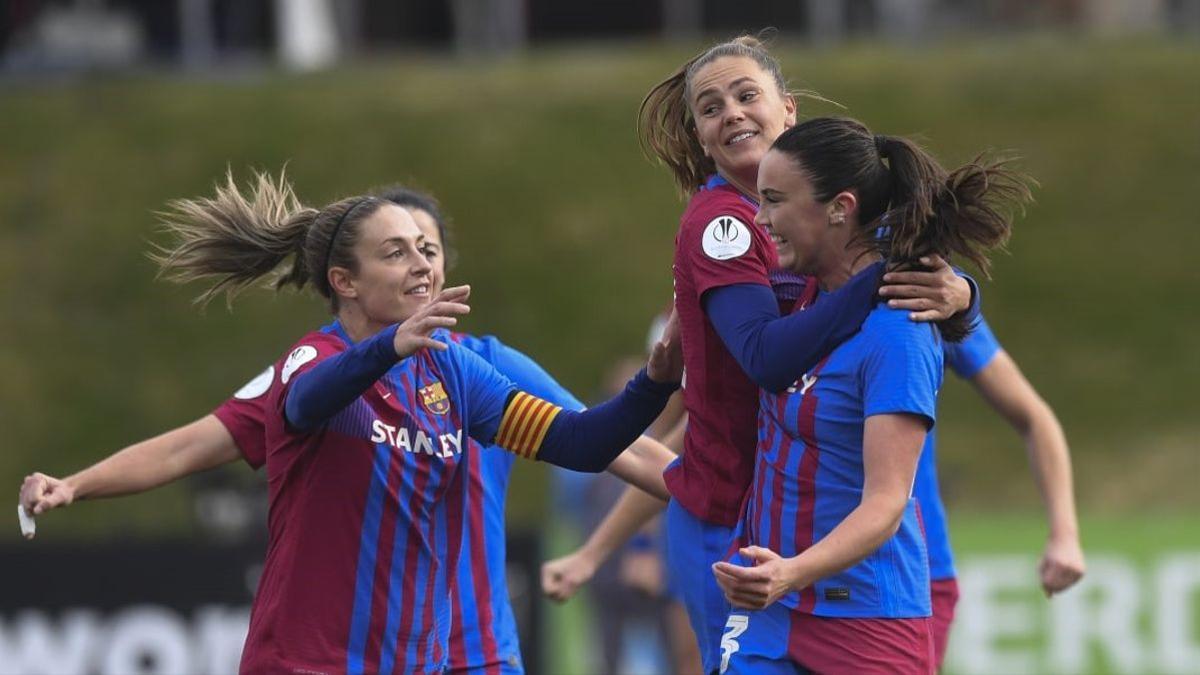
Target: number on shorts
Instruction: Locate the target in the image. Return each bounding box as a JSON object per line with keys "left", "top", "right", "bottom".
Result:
{"left": 719, "top": 614, "right": 750, "bottom": 674}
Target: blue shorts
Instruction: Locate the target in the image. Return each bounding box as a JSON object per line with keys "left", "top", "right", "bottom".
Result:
{"left": 665, "top": 498, "right": 736, "bottom": 675}
{"left": 721, "top": 602, "right": 933, "bottom": 675}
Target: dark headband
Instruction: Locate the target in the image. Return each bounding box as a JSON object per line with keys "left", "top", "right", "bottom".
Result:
{"left": 323, "top": 197, "right": 374, "bottom": 275}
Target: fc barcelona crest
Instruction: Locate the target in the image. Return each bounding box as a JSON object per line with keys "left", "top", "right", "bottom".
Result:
{"left": 419, "top": 381, "right": 451, "bottom": 415}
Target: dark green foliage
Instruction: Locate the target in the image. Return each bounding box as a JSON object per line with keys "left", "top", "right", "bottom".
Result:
{"left": 1, "top": 39, "right": 1196, "bottom": 537}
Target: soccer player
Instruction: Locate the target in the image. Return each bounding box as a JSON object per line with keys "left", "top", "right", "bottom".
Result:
{"left": 710, "top": 117, "right": 1031, "bottom": 673}
{"left": 542, "top": 35, "right": 976, "bottom": 674}
{"left": 23, "top": 172, "right": 682, "bottom": 675}
{"left": 919, "top": 317, "right": 1085, "bottom": 666}
{"left": 21, "top": 184, "right": 676, "bottom": 675}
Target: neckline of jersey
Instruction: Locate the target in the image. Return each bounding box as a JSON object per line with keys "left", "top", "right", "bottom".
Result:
{"left": 701, "top": 173, "right": 759, "bottom": 210}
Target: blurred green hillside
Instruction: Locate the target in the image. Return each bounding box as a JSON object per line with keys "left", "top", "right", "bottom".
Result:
{"left": 1, "top": 37, "right": 1197, "bottom": 538}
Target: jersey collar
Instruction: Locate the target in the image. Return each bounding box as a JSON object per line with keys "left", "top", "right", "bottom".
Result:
{"left": 701, "top": 173, "right": 759, "bottom": 210}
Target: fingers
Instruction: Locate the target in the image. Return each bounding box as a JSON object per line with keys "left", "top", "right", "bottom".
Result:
{"left": 885, "top": 298, "right": 956, "bottom": 321}
{"left": 712, "top": 561, "right": 767, "bottom": 582}
{"left": 19, "top": 475, "right": 45, "bottom": 511}
{"left": 21, "top": 474, "right": 61, "bottom": 514}
{"left": 541, "top": 566, "right": 573, "bottom": 602}
{"left": 1040, "top": 559, "right": 1085, "bottom": 595}
{"left": 662, "top": 309, "right": 680, "bottom": 344}
{"left": 740, "top": 546, "right": 781, "bottom": 564}
{"left": 418, "top": 338, "right": 450, "bottom": 352}
{"left": 712, "top": 569, "right": 770, "bottom": 609}
{"left": 419, "top": 316, "right": 461, "bottom": 331}
{"left": 421, "top": 301, "right": 471, "bottom": 319}
{"left": 907, "top": 309, "right": 950, "bottom": 322}
{"left": 880, "top": 272, "right": 943, "bottom": 289}
{"left": 433, "top": 285, "right": 471, "bottom": 303}
{"left": 647, "top": 339, "right": 683, "bottom": 384}
{"left": 921, "top": 254, "right": 950, "bottom": 270}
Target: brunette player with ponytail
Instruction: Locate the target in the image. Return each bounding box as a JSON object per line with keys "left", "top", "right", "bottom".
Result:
{"left": 542, "top": 36, "right": 977, "bottom": 674}
{"left": 711, "top": 117, "right": 1032, "bottom": 673}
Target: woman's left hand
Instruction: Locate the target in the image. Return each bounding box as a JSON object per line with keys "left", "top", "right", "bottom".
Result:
{"left": 711, "top": 546, "right": 798, "bottom": 610}
{"left": 647, "top": 309, "right": 683, "bottom": 384}
{"left": 878, "top": 254, "right": 971, "bottom": 322}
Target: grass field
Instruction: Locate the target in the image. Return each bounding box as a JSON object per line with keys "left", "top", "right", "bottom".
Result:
{"left": 1, "top": 36, "right": 1197, "bottom": 540}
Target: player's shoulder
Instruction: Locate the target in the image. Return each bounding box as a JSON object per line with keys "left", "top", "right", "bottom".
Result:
{"left": 276, "top": 327, "right": 348, "bottom": 384}
{"left": 431, "top": 330, "right": 494, "bottom": 374}
{"left": 860, "top": 305, "right": 942, "bottom": 351}
{"left": 680, "top": 183, "right": 757, "bottom": 233}
{"left": 286, "top": 327, "right": 346, "bottom": 353}
{"left": 447, "top": 331, "right": 504, "bottom": 361}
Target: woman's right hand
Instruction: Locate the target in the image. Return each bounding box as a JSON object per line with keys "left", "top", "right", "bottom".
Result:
{"left": 392, "top": 285, "right": 472, "bottom": 358}
{"left": 20, "top": 472, "right": 75, "bottom": 523}
{"left": 541, "top": 549, "right": 599, "bottom": 602}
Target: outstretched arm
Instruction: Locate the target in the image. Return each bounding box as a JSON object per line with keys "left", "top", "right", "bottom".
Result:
{"left": 286, "top": 287, "right": 471, "bottom": 432}
{"left": 703, "top": 262, "right": 882, "bottom": 392}
{"left": 20, "top": 415, "right": 241, "bottom": 526}
{"left": 484, "top": 321, "right": 683, "bottom": 473}
{"left": 605, "top": 435, "right": 675, "bottom": 501}
{"left": 542, "top": 483, "right": 668, "bottom": 601}
{"left": 705, "top": 256, "right": 976, "bottom": 392}
{"left": 969, "top": 350, "right": 1084, "bottom": 595}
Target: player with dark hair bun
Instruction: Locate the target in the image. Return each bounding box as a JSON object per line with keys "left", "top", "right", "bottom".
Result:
{"left": 710, "top": 117, "right": 1031, "bottom": 673}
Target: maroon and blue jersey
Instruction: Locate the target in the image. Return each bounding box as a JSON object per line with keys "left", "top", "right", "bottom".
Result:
{"left": 734, "top": 300, "right": 943, "bottom": 619}
{"left": 215, "top": 331, "right": 585, "bottom": 673}
{"left": 446, "top": 332, "right": 585, "bottom": 674}
{"left": 239, "top": 323, "right": 518, "bottom": 674}
{"left": 914, "top": 317, "right": 1002, "bottom": 581}
{"left": 668, "top": 174, "right": 779, "bottom": 527}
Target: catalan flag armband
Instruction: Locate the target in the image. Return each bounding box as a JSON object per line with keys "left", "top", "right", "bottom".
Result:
{"left": 494, "top": 391, "right": 563, "bottom": 460}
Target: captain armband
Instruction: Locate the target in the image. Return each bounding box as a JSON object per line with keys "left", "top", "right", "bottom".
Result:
{"left": 494, "top": 391, "right": 563, "bottom": 459}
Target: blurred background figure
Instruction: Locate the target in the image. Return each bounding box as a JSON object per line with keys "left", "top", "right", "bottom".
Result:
{"left": 3, "top": 2, "right": 1199, "bottom": 674}
{"left": 550, "top": 355, "right": 673, "bottom": 675}
{"left": 4, "top": 0, "right": 1199, "bottom": 75}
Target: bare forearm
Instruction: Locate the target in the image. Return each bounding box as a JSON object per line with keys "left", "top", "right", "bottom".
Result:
{"left": 784, "top": 495, "right": 904, "bottom": 590}
{"left": 578, "top": 484, "right": 668, "bottom": 565}
{"left": 605, "top": 435, "right": 675, "bottom": 500}
{"left": 67, "top": 416, "right": 239, "bottom": 500}
{"left": 1024, "top": 403, "right": 1078, "bottom": 538}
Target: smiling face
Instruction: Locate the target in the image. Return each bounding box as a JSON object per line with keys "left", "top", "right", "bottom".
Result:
{"left": 406, "top": 207, "right": 447, "bottom": 297}
{"left": 755, "top": 149, "right": 851, "bottom": 280}
{"left": 333, "top": 203, "right": 434, "bottom": 326}
{"left": 689, "top": 56, "right": 797, "bottom": 192}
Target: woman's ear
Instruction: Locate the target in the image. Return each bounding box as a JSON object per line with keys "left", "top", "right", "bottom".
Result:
{"left": 829, "top": 190, "right": 859, "bottom": 225}
{"left": 328, "top": 267, "right": 357, "bottom": 300}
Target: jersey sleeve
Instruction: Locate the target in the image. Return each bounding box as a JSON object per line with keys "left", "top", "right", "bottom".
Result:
{"left": 861, "top": 312, "right": 944, "bottom": 428}
{"left": 678, "top": 199, "right": 773, "bottom": 297}
{"left": 944, "top": 316, "right": 1001, "bottom": 379}
{"left": 273, "top": 332, "right": 350, "bottom": 424}
{"left": 212, "top": 365, "right": 274, "bottom": 469}
{"left": 476, "top": 336, "right": 586, "bottom": 412}
{"left": 450, "top": 341, "right": 520, "bottom": 445}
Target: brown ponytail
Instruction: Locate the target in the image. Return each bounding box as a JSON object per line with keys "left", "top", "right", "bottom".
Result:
{"left": 771, "top": 117, "right": 1033, "bottom": 341}
{"left": 151, "top": 169, "right": 386, "bottom": 311}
